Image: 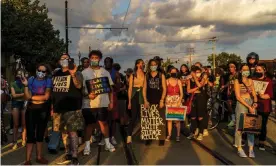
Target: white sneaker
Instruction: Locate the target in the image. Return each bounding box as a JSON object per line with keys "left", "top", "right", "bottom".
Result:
{"left": 90, "top": 136, "right": 97, "bottom": 144}
{"left": 197, "top": 134, "right": 203, "bottom": 141}
{"left": 110, "top": 136, "right": 117, "bottom": 145}
{"left": 18, "top": 127, "right": 22, "bottom": 133}
{"left": 227, "top": 120, "right": 235, "bottom": 128}
{"left": 83, "top": 142, "right": 91, "bottom": 156}
{"left": 78, "top": 137, "right": 82, "bottom": 145}
{"left": 98, "top": 139, "right": 105, "bottom": 146}
{"left": 203, "top": 129, "right": 209, "bottom": 137}
{"left": 104, "top": 139, "right": 115, "bottom": 152}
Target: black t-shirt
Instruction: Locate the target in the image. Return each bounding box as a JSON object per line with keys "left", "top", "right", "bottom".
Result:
{"left": 52, "top": 70, "right": 82, "bottom": 113}
{"left": 147, "top": 72, "right": 163, "bottom": 104}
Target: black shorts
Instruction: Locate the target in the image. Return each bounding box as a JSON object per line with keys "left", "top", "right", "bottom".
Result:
{"left": 190, "top": 93, "right": 207, "bottom": 118}
{"left": 11, "top": 100, "right": 25, "bottom": 110}
{"left": 82, "top": 108, "right": 108, "bottom": 125}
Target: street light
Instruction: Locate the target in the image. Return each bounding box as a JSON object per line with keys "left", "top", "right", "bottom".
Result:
{"left": 78, "top": 51, "right": 81, "bottom": 65}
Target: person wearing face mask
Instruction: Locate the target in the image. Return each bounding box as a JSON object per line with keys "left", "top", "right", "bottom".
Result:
{"left": 104, "top": 57, "right": 121, "bottom": 146}
{"left": 51, "top": 54, "right": 84, "bottom": 165}
{"left": 127, "top": 59, "right": 145, "bottom": 144}
{"left": 143, "top": 59, "right": 167, "bottom": 145}
{"left": 187, "top": 66, "right": 208, "bottom": 141}
{"left": 21, "top": 64, "right": 52, "bottom": 165}
{"left": 234, "top": 63, "right": 258, "bottom": 158}
{"left": 82, "top": 50, "right": 115, "bottom": 154}
{"left": 10, "top": 70, "right": 27, "bottom": 149}
{"left": 165, "top": 67, "right": 183, "bottom": 142}
{"left": 246, "top": 52, "right": 259, "bottom": 77}
{"left": 253, "top": 64, "right": 274, "bottom": 151}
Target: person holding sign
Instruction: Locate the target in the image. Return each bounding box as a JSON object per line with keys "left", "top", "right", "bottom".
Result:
{"left": 253, "top": 64, "right": 274, "bottom": 151}
{"left": 165, "top": 67, "right": 183, "bottom": 142}
{"left": 82, "top": 50, "right": 115, "bottom": 154}
{"left": 127, "top": 59, "right": 145, "bottom": 144}
{"left": 234, "top": 64, "right": 258, "bottom": 158}
{"left": 143, "top": 59, "right": 167, "bottom": 145}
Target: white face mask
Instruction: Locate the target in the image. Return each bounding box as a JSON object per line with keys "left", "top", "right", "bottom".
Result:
{"left": 36, "top": 71, "right": 46, "bottom": 78}
{"left": 60, "top": 59, "right": 68, "bottom": 67}
{"left": 196, "top": 73, "right": 201, "bottom": 78}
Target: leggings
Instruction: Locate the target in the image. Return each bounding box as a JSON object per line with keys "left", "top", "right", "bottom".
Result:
{"left": 127, "top": 92, "right": 140, "bottom": 136}
{"left": 25, "top": 103, "right": 50, "bottom": 143}
{"left": 257, "top": 111, "right": 270, "bottom": 142}
{"left": 234, "top": 98, "right": 254, "bottom": 147}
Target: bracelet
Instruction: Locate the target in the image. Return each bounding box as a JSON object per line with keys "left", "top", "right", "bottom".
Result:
{"left": 24, "top": 85, "right": 28, "bottom": 87}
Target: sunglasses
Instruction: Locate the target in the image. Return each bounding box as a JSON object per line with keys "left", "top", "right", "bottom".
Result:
{"left": 37, "top": 70, "right": 46, "bottom": 73}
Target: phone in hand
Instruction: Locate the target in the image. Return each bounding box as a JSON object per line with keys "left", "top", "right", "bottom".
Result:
{"left": 68, "top": 58, "right": 75, "bottom": 70}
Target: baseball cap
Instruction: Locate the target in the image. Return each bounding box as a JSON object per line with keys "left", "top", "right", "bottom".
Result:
{"left": 124, "top": 68, "right": 133, "bottom": 74}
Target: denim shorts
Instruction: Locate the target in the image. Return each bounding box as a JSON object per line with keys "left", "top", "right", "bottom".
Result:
{"left": 11, "top": 100, "right": 25, "bottom": 110}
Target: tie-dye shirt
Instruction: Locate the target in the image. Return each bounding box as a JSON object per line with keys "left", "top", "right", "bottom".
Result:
{"left": 28, "top": 77, "right": 52, "bottom": 95}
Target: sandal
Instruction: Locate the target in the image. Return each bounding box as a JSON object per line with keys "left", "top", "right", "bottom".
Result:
{"left": 165, "top": 135, "right": 171, "bottom": 141}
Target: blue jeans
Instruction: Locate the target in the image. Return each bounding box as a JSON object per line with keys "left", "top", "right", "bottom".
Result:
{"left": 235, "top": 98, "right": 254, "bottom": 147}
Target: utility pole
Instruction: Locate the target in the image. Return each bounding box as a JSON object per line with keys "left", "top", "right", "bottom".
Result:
{"left": 65, "top": 0, "right": 69, "bottom": 54}
{"left": 209, "top": 37, "right": 217, "bottom": 73}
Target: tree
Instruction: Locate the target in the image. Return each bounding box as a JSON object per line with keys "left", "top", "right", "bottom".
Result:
{"left": 162, "top": 58, "right": 174, "bottom": 72}
{"left": 207, "top": 52, "right": 243, "bottom": 68}
{"left": 1, "top": 0, "right": 65, "bottom": 73}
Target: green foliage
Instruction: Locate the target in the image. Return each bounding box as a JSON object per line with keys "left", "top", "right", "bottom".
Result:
{"left": 162, "top": 58, "right": 174, "bottom": 71}
{"left": 207, "top": 52, "right": 243, "bottom": 67}
{"left": 1, "top": 0, "right": 65, "bottom": 72}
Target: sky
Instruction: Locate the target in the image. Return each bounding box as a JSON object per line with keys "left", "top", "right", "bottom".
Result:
{"left": 40, "top": 0, "right": 276, "bottom": 70}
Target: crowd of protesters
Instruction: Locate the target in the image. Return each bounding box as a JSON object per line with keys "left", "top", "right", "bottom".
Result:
{"left": 1, "top": 51, "right": 276, "bottom": 165}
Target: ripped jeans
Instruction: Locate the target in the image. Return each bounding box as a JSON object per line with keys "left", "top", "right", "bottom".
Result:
{"left": 235, "top": 98, "right": 255, "bottom": 147}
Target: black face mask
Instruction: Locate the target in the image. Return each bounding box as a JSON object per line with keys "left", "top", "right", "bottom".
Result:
{"left": 254, "top": 72, "right": 263, "bottom": 78}
{"left": 170, "top": 73, "right": 177, "bottom": 78}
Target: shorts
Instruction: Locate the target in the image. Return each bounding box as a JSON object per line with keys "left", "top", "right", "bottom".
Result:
{"left": 53, "top": 110, "right": 84, "bottom": 132}
{"left": 11, "top": 100, "right": 24, "bottom": 109}
{"left": 82, "top": 108, "right": 108, "bottom": 125}
{"left": 191, "top": 93, "right": 207, "bottom": 118}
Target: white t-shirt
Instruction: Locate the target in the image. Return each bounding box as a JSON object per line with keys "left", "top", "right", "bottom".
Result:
{"left": 82, "top": 67, "right": 114, "bottom": 108}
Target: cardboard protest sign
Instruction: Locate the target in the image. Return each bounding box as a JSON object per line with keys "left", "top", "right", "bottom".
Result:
{"left": 85, "top": 77, "right": 111, "bottom": 95}
{"left": 140, "top": 104, "right": 166, "bottom": 140}
{"left": 253, "top": 80, "right": 268, "bottom": 95}
{"left": 166, "top": 106, "right": 187, "bottom": 121}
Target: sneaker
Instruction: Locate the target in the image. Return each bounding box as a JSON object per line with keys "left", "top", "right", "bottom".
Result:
{"left": 105, "top": 139, "right": 115, "bottom": 152}
{"left": 22, "top": 141, "right": 26, "bottom": 147}
{"left": 9, "top": 129, "right": 13, "bottom": 135}
{"left": 90, "top": 136, "right": 96, "bottom": 144}
{"left": 165, "top": 135, "right": 171, "bottom": 142}
{"left": 259, "top": 144, "right": 265, "bottom": 151}
{"left": 18, "top": 127, "right": 22, "bottom": 133}
{"left": 36, "top": 157, "right": 48, "bottom": 165}
{"left": 227, "top": 120, "right": 235, "bottom": 128}
{"left": 83, "top": 142, "right": 91, "bottom": 156}
{"left": 78, "top": 137, "right": 82, "bottom": 145}
{"left": 249, "top": 150, "right": 255, "bottom": 158}
{"left": 110, "top": 136, "right": 117, "bottom": 145}
{"left": 203, "top": 129, "right": 209, "bottom": 137}
{"left": 98, "top": 139, "right": 105, "bottom": 146}
{"left": 12, "top": 143, "right": 18, "bottom": 150}
{"left": 197, "top": 134, "right": 203, "bottom": 141}
{"left": 56, "top": 154, "right": 72, "bottom": 165}
{"left": 176, "top": 136, "right": 180, "bottom": 142}
{"left": 23, "top": 161, "right": 32, "bottom": 165}
{"left": 237, "top": 149, "right": 247, "bottom": 158}
{"left": 71, "top": 157, "right": 80, "bottom": 165}
{"left": 187, "top": 133, "right": 195, "bottom": 140}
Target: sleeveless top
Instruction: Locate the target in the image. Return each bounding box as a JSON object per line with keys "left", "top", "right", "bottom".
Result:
{"left": 167, "top": 80, "right": 180, "bottom": 96}
{"left": 240, "top": 82, "right": 252, "bottom": 95}
{"left": 52, "top": 70, "right": 82, "bottom": 113}
{"left": 147, "top": 72, "right": 163, "bottom": 104}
